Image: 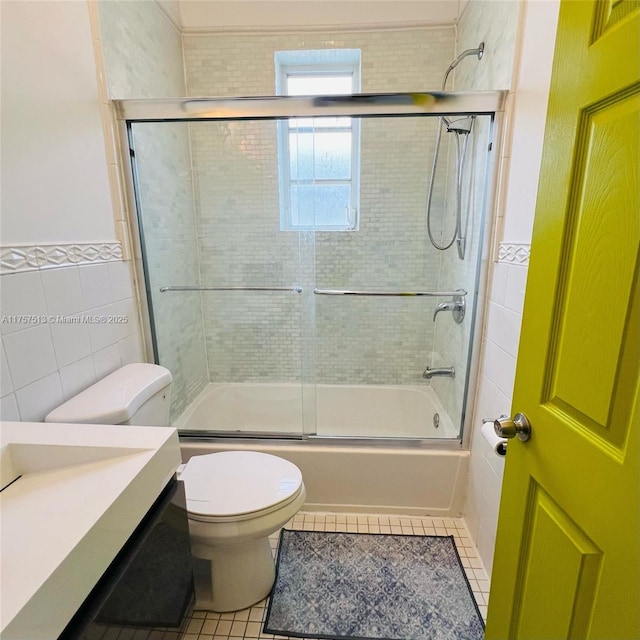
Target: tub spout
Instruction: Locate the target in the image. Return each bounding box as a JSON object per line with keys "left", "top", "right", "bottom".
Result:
{"left": 423, "top": 366, "right": 455, "bottom": 379}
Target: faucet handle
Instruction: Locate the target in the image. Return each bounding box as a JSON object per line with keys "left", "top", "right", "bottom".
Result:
{"left": 433, "top": 294, "right": 465, "bottom": 323}
{"left": 433, "top": 301, "right": 454, "bottom": 321}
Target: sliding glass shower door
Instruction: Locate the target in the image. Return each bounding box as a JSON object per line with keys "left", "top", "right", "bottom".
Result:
{"left": 123, "top": 92, "right": 502, "bottom": 442}
{"left": 311, "top": 114, "right": 493, "bottom": 440}
{"left": 130, "top": 120, "right": 309, "bottom": 435}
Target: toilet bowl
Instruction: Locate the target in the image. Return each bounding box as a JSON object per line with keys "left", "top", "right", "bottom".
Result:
{"left": 45, "top": 363, "right": 306, "bottom": 612}
{"left": 179, "top": 450, "right": 305, "bottom": 611}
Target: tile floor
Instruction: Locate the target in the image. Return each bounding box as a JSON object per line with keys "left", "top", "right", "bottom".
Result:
{"left": 95, "top": 512, "right": 490, "bottom": 640}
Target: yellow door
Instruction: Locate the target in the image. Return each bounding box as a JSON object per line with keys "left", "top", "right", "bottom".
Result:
{"left": 485, "top": 1, "right": 639, "bottom": 639}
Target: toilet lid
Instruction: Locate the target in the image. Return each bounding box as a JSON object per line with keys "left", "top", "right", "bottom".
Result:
{"left": 180, "top": 451, "right": 303, "bottom": 519}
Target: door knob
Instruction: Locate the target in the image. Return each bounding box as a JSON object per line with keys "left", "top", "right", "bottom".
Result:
{"left": 494, "top": 413, "right": 532, "bottom": 442}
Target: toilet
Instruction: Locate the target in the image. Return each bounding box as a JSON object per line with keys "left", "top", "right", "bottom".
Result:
{"left": 45, "top": 363, "right": 306, "bottom": 612}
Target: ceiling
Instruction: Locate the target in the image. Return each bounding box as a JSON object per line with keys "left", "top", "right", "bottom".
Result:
{"left": 173, "top": 1, "right": 467, "bottom": 30}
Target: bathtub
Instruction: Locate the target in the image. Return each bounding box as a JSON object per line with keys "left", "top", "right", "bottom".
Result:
{"left": 175, "top": 382, "right": 458, "bottom": 438}
{"left": 177, "top": 383, "right": 468, "bottom": 516}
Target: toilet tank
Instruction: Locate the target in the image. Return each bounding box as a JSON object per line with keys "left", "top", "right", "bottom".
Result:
{"left": 45, "top": 364, "right": 173, "bottom": 426}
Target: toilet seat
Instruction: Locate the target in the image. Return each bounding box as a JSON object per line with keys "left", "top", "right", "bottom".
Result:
{"left": 179, "top": 451, "right": 304, "bottom": 523}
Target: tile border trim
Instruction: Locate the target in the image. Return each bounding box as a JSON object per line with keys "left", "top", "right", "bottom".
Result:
{"left": 498, "top": 242, "right": 530, "bottom": 265}
{"left": 1, "top": 242, "right": 123, "bottom": 274}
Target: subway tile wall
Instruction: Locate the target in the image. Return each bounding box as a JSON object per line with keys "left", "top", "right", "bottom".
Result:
{"left": 455, "top": 0, "right": 520, "bottom": 93}
{"left": 98, "top": 0, "right": 185, "bottom": 99}
{"left": 182, "top": 28, "right": 459, "bottom": 388}
{"left": 0, "top": 261, "right": 144, "bottom": 422}
{"left": 97, "top": 0, "right": 209, "bottom": 420}
{"left": 313, "top": 115, "right": 443, "bottom": 386}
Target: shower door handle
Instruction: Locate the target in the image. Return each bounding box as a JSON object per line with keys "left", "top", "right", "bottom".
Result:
{"left": 313, "top": 288, "right": 467, "bottom": 297}
{"left": 494, "top": 413, "right": 532, "bottom": 442}
{"left": 159, "top": 285, "right": 303, "bottom": 293}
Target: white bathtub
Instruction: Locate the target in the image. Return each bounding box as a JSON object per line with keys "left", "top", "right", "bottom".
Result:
{"left": 177, "top": 383, "right": 468, "bottom": 516}
{"left": 175, "top": 382, "right": 457, "bottom": 439}
{"left": 181, "top": 439, "right": 468, "bottom": 517}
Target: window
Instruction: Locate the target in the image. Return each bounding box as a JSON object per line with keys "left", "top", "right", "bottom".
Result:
{"left": 276, "top": 49, "right": 361, "bottom": 231}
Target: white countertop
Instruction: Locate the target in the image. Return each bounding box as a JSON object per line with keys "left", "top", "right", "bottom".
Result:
{"left": 0, "top": 421, "right": 181, "bottom": 640}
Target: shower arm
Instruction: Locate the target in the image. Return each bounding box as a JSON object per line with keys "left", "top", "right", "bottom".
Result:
{"left": 441, "top": 43, "right": 485, "bottom": 91}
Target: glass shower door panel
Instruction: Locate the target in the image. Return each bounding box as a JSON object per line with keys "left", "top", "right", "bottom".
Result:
{"left": 312, "top": 114, "right": 492, "bottom": 440}
{"left": 197, "top": 290, "right": 304, "bottom": 435}
{"left": 129, "top": 122, "right": 209, "bottom": 428}
{"left": 313, "top": 295, "right": 453, "bottom": 439}
{"left": 130, "top": 120, "right": 306, "bottom": 435}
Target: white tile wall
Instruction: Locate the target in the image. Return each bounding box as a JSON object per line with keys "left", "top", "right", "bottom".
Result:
{"left": 0, "top": 392, "right": 20, "bottom": 422}
{"left": 59, "top": 356, "right": 96, "bottom": 401}
{"left": 0, "top": 271, "right": 47, "bottom": 336}
{"left": 78, "top": 264, "right": 112, "bottom": 310}
{"left": 41, "top": 267, "right": 86, "bottom": 316}
{"left": 97, "top": 0, "right": 185, "bottom": 99}
{"left": 463, "top": 260, "right": 527, "bottom": 576}
{"left": 14, "top": 373, "right": 64, "bottom": 423}
{"left": 50, "top": 318, "right": 93, "bottom": 369}
{"left": 459, "top": 0, "right": 560, "bottom": 580}
{"left": 3, "top": 324, "right": 59, "bottom": 390}
{"left": 0, "top": 345, "right": 12, "bottom": 398}
{"left": 0, "top": 262, "right": 143, "bottom": 422}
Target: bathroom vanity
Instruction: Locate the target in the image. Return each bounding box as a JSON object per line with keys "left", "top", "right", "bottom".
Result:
{"left": 0, "top": 421, "right": 189, "bottom": 640}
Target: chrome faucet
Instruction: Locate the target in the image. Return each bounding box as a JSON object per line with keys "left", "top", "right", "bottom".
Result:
{"left": 433, "top": 292, "right": 466, "bottom": 323}
{"left": 433, "top": 300, "right": 460, "bottom": 321}
{"left": 423, "top": 366, "right": 455, "bottom": 379}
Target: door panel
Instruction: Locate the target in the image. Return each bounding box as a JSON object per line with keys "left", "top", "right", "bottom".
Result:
{"left": 485, "top": 1, "right": 640, "bottom": 638}
{"left": 514, "top": 483, "right": 602, "bottom": 640}
{"left": 549, "top": 93, "right": 639, "bottom": 433}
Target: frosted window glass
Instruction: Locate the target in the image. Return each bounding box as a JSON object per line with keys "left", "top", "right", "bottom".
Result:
{"left": 313, "top": 185, "right": 351, "bottom": 225}
{"left": 289, "top": 132, "right": 314, "bottom": 181}
{"left": 314, "top": 132, "right": 351, "bottom": 180}
{"left": 287, "top": 75, "right": 352, "bottom": 96}
{"left": 290, "top": 185, "right": 351, "bottom": 228}
{"left": 290, "top": 131, "right": 351, "bottom": 181}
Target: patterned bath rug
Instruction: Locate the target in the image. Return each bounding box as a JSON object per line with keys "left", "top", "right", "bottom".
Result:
{"left": 264, "top": 529, "right": 484, "bottom": 640}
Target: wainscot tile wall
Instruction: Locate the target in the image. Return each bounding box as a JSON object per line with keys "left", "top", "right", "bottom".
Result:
{"left": 0, "top": 254, "right": 144, "bottom": 422}
{"left": 463, "top": 255, "right": 528, "bottom": 574}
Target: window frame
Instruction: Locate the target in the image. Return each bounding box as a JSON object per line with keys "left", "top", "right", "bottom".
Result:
{"left": 275, "top": 51, "right": 361, "bottom": 231}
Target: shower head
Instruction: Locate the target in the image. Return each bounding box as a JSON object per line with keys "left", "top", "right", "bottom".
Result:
{"left": 441, "top": 42, "right": 485, "bottom": 90}
{"left": 445, "top": 115, "right": 476, "bottom": 135}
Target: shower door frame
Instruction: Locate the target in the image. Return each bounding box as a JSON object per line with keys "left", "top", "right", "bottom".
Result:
{"left": 114, "top": 90, "right": 507, "bottom": 450}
